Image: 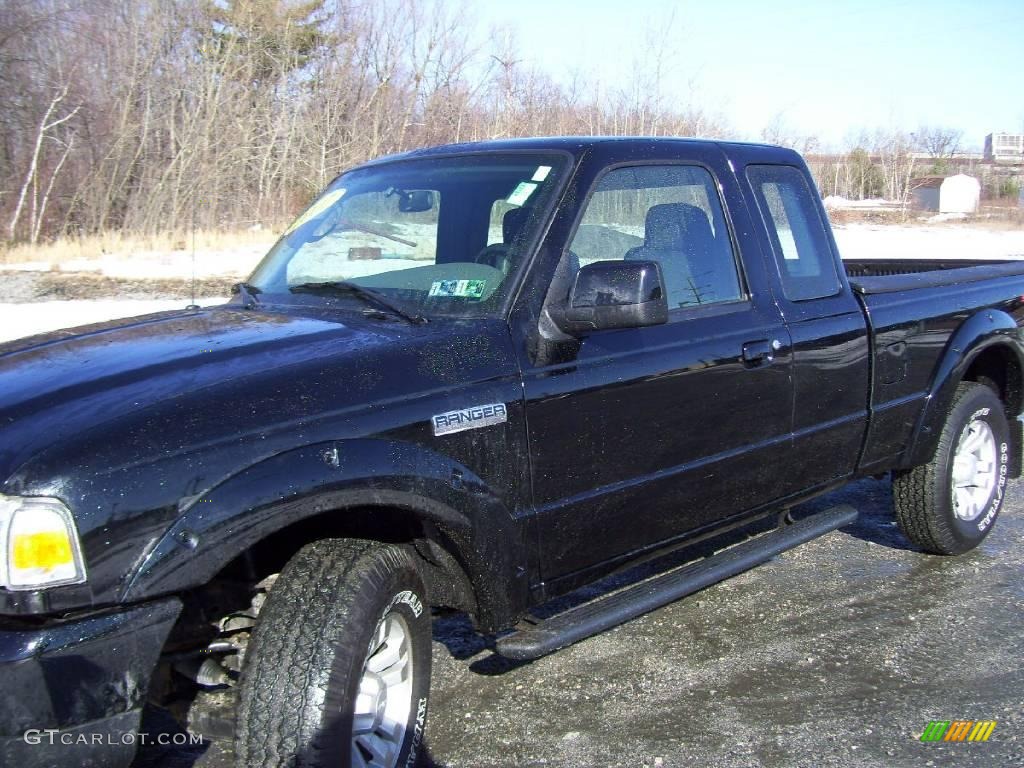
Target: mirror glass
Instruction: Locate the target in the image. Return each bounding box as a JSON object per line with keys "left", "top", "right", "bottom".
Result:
{"left": 398, "top": 190, "right": 435, "bottom": 213}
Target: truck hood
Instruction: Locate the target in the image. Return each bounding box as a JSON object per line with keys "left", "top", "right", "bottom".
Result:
{"left": 0, "top": 302, "right": 519, "bottom": 612}
{"left": 0, "top": 304, "right": 409, "bottom": 486}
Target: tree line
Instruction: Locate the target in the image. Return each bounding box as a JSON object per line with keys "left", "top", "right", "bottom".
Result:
{"left": 0, "top": 0, "right": 995, "bottom": 246}
{"left": 1, "top": 0, "right": 731, "bottom": 243}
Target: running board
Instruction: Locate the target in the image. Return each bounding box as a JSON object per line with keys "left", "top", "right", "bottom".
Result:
{"left": 496, "top": 504, "right": 858, "bottom": 661}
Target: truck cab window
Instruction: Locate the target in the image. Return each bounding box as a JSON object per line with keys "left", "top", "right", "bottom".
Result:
{"left": 568, "top": 165, "right": 743, "bottom": 309}
{"left": 746, "top": 164, "right": 841, "bottom": 301}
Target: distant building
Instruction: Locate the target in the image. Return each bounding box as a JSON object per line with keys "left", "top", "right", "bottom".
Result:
{"left": 984, "top": 133, "right": 1024, "bottom": 163}
{"left": 911, "top": 174, "right": 980, "bottom": 213}
{"left": 908, "top": 152, "right": 984, "bottom": 162}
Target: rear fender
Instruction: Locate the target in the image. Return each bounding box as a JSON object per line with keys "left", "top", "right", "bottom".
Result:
{"left": 901, "top": 309, "right": 1024, "bottom": 470}
{"left": 121, "top": 438, "right": 529, "bottom": 632}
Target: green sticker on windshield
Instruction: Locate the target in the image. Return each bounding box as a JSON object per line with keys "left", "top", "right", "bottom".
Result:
{"left": 506, "top": 182, "right": 537, "bottom": 206}
{"left": 429, "top": 279, "right": 487, "bottom": 299}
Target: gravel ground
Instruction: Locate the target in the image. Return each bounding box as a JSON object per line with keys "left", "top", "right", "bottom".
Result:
{"left": 135, "top": 477, "right": 1024, "bottom": 768}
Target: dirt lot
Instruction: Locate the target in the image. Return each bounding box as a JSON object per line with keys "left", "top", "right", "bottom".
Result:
{"left": 134, "top": 477, "right": 1024, "bottom": 768}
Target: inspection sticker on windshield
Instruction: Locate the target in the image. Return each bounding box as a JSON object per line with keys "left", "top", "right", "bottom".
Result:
{"left": 532, "top": 165, "right": 552, "bottom": 182}
{"left": 432, "top": 403, "right": 508, "bottom": 436}
{"left": 507, "top": 181, "right": 537, "bottom": 206}
{"left": 429, "top": 279, "right": 486, "bottom": 299}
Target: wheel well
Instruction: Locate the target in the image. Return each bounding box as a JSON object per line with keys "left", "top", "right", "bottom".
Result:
{"left": 207, "top": 505, "right": 478, "bottom": 614}
{"left": 150, "top": 505, "right": 477, "bottom": 732}
{"left": 163, "top": 506, "right": 477, "bottom": 664}
{"left": 963, "top": 344, "right": 1023, "bottom": 417}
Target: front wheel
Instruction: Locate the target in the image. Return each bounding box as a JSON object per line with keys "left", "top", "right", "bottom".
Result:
{"left": 893, "top": 382, "right": 1010, "bottom": 554}
{"left": 236, "top": 539, "right": 432, "bottom": 768}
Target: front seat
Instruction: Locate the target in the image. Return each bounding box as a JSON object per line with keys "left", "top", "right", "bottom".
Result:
{"left": 625, "top": 202, "right": 729, "bottom": 307}
{"left": 475, "top": 207, "right": 532, "bottom": 274}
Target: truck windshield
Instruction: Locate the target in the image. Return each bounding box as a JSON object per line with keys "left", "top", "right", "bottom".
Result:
{"left": 249, "top": 152, "right": 569, "bottom": 318}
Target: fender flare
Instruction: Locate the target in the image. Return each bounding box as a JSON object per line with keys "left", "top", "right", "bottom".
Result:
{"left": 901, "top": 309, "right": 1024, "bottom": 469}
{"left": 121, "top": 438, "right": 530, "bottom": 632}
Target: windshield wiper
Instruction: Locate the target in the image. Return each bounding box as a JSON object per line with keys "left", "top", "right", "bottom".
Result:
{"left": 231, "top": 282, "right": 262, "bottom": 309}
{"left": 289, "top": 280, "right": 428, "bottom": 325}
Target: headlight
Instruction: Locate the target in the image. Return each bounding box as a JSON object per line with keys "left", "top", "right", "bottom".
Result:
{"left": 0, "top": 494, "right": 87, "bottom": 590}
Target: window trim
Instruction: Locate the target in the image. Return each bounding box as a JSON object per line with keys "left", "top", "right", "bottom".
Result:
{"left": 745, "top": 163, "right": 843, "bottom": 303}
{"left": 557, "top": 159, "right": 752, "bottom": 319}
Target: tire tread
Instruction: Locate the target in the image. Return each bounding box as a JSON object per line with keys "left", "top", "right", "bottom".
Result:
{"left": 893, "top": 382, "right": 1003, "bottom": 555}
{"left": 236, "top": 538, "right": 422, "bottom": 767}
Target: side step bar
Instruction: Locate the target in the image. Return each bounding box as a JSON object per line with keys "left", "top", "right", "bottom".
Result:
{"left": 496, "top": 504, "right": 858, "bottom": 661}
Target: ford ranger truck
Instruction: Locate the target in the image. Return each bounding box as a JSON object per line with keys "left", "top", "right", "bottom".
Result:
{"left": 1, "top": 138, "right": 1023, "bottom": 768}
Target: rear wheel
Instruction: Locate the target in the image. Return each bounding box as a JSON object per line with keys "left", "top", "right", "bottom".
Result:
{"left": 236, "top": 539, "right": 432, "bottom": 768}
{"left": 893, "top": 382, "right": 1010, "bottom": 554}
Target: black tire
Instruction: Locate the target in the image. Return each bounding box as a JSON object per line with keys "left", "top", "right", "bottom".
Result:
{"left": 893, "top": 382, "right": 1010, "bottom": 554}
{"left": 236, "top": 539, "right": 432, "bottom": 768}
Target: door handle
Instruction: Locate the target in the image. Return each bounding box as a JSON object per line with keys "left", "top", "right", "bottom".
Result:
{"left": 742, "top": 339, "right": 776, "bottom": 366}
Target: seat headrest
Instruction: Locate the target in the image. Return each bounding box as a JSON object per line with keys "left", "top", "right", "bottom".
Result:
{"left": 644, "top": 203, "right": 713, "bottom": 250}
{"left": 503, "top": 207, "right": 531, "bottom": 244}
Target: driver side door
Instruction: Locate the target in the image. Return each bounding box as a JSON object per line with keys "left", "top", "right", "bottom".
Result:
{"left": 516, "top": 149, "right": 795, "bottom": 590}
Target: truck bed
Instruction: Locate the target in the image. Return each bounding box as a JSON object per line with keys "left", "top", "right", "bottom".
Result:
{"left": 845, "top": 258, "right": 1024, "bottom": 474}
{"left": 844, "top": 258, "right": 1024, "bottom": 295}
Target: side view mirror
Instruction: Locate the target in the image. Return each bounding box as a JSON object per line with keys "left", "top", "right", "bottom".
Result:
{"left": 558, "top": 260, "right": 669, "bottom": 335}
{"left": 398, "top": 190, "right": 435, "bottom": 213}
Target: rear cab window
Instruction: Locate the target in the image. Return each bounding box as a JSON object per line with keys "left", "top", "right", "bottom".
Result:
{"left": 746, "top": 165, "right": 841, "bottom": 302}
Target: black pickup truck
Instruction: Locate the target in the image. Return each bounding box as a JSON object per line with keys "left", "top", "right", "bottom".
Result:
{"left": 2, "top": 137, "right": 1023, "bottom": 768}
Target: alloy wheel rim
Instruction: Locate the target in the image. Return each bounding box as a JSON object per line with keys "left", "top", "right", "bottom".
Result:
{"left": 950, "top": 418, "right": 997, "bottom": 522}
{"left": 351, "top": 611, "right": 414, "bottom": 768}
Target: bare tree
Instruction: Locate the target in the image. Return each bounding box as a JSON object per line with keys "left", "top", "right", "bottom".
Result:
{"left": 7, "top": 82, "right": 79, "bottom": 241}
{"left": 915, "top": 125, "right": 963, "bottom": 158}
{"left": 0, "top": 0, "right": 970, "bottom": 244}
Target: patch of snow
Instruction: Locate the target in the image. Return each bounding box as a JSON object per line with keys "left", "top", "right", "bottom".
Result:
{"left": 824, "top": 196, "right": 899, "bottom": 210}
{"left": 832, "top": 223, "right": 1024, "bottom": 261}
{"left": 0, "top": 298, "right": 227, "bottom": 344}
{"left": 925, "top": 212, "right": 968, "bottom": 223}
{"left": 3, "top": 261, "right": 53, "bottom": 272}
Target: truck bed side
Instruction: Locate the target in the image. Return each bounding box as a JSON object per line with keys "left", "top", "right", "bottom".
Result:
{"left": 849, "top": 264, "right": 1024, "bottom": 473}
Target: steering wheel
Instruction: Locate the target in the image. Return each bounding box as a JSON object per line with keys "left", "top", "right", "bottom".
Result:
{"left": 474, "top": 243, "right": 512, "bottom": 274}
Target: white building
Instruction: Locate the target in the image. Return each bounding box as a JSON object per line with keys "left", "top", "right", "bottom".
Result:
{"left": 984, "top": 133, "right": 1024, "bottom": 163}
{"left": 912, "top": 174, "right": 980, "bottom": 214}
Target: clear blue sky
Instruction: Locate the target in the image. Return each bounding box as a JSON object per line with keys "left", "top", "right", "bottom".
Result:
{"left": 476, "top": 0, "right": 1024, "bottom": 150}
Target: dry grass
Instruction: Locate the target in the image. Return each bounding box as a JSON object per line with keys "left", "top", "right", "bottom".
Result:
{"left": 969, "top": 205, "right": 1024, "bottom": 230}
{"left": 0, "top": 228, "right": 279, "bottom": 266}
{"left": 826, "top": 208, "right": 908, "bottom": 226}
{"left": 828, "top": 204, "right": 1024, "bottom": 229}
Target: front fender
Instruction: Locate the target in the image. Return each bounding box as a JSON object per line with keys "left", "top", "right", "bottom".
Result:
{"left": 121, "top": 438, "right": 530, "bottom": 631}
{"left": 901, "top": 309, "right": 1023, "bottom": 468}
